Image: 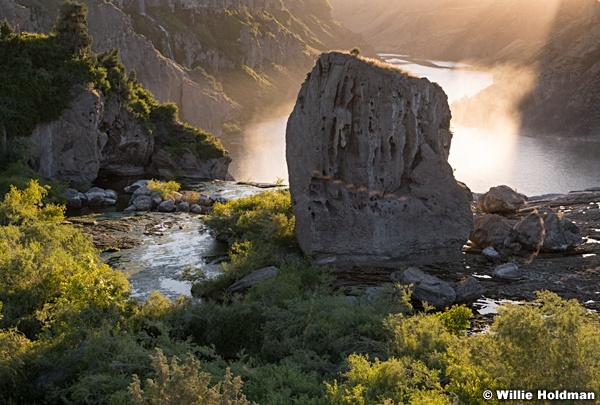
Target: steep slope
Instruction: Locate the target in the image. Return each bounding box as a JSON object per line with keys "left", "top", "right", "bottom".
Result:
{"left": 3, "top": 0, "right": 370, "bottom": 132}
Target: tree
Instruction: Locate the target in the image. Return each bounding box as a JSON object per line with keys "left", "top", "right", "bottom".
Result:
{"left": 350, "top": 47, "right": 361, "bottom": 56}
{"left": 0, "top": 19, "right": 14, "bottom": 40}
{"left": 52, "top": 1, "right": 92, "bottom": 57}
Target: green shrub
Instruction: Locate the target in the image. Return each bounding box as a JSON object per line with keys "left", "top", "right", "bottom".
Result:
{"left": 326, "top": 354, "right": 450, "bottom": 405}
{"left": 147, "top": 179, "right": 181, "bottom": 200}
{"left": 446, "top": 291, "right": 600, "bottom": 403}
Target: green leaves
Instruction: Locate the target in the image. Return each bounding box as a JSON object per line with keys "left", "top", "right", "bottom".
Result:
{"left": 0, "top": 180, "right": 64, "bottom": 226}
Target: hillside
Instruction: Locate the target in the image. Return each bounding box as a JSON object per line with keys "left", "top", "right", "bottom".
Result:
{"left": 0, "top": 3, "right": 229, "bottom": 194}
{"left": 331, "top": 0, "right": 600, "bottom": 140}
{"left": 2, "top": 0, "right": 371, "bottom": 133}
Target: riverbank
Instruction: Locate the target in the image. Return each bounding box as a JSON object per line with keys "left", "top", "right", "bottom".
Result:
{"left": 77, "top": 179, "right": 600, "bottom": 321}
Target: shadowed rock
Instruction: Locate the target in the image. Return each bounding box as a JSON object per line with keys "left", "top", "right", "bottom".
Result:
{"left": 286, "top": 52, "right": 473, "bottom": 266}
{"left": 477, "top": 185, "right": 527, "bottom": 214}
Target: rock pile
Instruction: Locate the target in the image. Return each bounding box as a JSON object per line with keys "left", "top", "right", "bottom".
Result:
{"left": 286, "top": 52, "right": 473, "bottom": 266}
{"left": 122, "top": 180, "right": 228, "bottom": 213}
{"left": 470, "top": 185, "right": 582, "bottom": 255}
{"left": 65, "top": 187, "right": 118, "bottom": 209}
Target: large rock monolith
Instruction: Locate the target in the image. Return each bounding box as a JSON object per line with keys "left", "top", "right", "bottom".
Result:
{"left": 286, "top": 52, "right": 473, "bottom": 266}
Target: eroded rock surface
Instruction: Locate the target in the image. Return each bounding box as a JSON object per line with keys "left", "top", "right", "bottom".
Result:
{"left": 286, "top": 52, "right": 473, "bottom": 266}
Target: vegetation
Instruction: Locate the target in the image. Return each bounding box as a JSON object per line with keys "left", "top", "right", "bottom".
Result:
{"left": 147, "top": 179, "right": 181, "bottom": 200}
{"left": 0, "top": 4, "right": 225, "bottom": 201}
{"left": 1, "top": 183, "right": 600, "bottom": 404}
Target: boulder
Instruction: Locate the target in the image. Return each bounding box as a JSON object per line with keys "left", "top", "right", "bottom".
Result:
{"left": 157, "top": 199, "right": 176, "bottom": 212}
{"left": 454, "top": 277, "right": 485, "bottom": 304}
{"left": 86, "top": 187, "right": 107, "bottom": 206}
{"left": 177, "top": 202, "right": 190, "bottom": 212}
{"left": 150, "top": 192, "right": 163, "bottom": 209}
{"left": 102, "top": 198, "right": 117, "bottom": 206}
{"left": 513, "top": 211, "right": 545, "bottom": 251}
{"left": 537, "top": 208, "right": 582, "bottom": 251}
{"left": 470, "top": 214, "right": 516, "bottom": 249}
{"left": 65, "top": 188, "right": 83, "bottom": 210}
{"left": 133, "top": 196, "right": 154, "bottom": 211}
{"left": 477, "top": 185, "right": 527, "bottom": 214}
{"left": 124, "top": 179, "right": 149, "bottom": 193}
{"left": 394, "top": 267, "right": 456, "bottom": 309}
{"left": 286, "top": 52, "right": 473, "bottom": 266}
{"left": 190, "top": 204, "right": 203, "bottom": 214}
{"left": 482, "top": 246, "right": 501, "bottom": 261}
{"left": 493, "top": 262, "right": 520, "bottom": 280}
{"left": 227, "top": 266, "right": 279, "bottom": 295}
{"left": 104, "top": 189, "right": 118, "bottom": 201}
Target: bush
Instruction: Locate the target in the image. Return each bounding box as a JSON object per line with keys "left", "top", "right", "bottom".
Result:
{"left": 147, "top": 179, "right": 181, "bottom": 200}
{"left": 446, "top": 291, "right": 600, "bottom": 403}
{"left": 129, "top": 349, "right": 253, "bottom": 405}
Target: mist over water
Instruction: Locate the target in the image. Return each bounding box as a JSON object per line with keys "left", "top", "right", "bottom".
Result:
{"left": 220, "top": 55, "right": 600, "bottom": 196}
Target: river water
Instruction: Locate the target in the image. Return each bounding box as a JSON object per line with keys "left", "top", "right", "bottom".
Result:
{"left": 220, "top": 54, "right": 600, "bottom": 196}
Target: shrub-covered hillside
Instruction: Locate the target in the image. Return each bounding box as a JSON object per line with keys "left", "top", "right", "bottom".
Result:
{"left": 0, "top": 1, "right": 226, "bottom": 198}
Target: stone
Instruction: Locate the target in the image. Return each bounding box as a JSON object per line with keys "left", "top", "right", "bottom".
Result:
{"left": 124, "top": 179, "right": 149, "bottom": 193}
{"left": 537, "top": 208, "right": 582, "bottom": 252}
{"left": 227, "top": 266, "right": 279, "bottom": 295}
{"left": 124, "top": 205, "right": 137, "bottom": 212}
{"left": 104, "top": 189, "right": 118, "bottom": 200}
{"left": 199, "top": 195, "right": 212, "bottom": 206}
{"left": 102, "top": 198, "right": 117, "bottom": 206}
{"left": 454, "top": 277, "right": 485, "bottom": 304}
{"left": 190, "top": 204, "right": 203, "bottom": 214}
{"left": 150, "top": 192, "right": 163, "bottom": 209}
{"left": 482, "top": 246, "right": 501, "bottom": 260}
{"left": 157, "top": 199, "right": 176, "bottom": 212}
{"left": 470, "top": 214, "right": 516, "bottom": 249}
{"left": 395, "top": 267, "right": 456, "bottom": 309}
{"left": 493, "top": 262, "right": 520, "bottom": 280}
{"left": 65, "top": 188, "right": 83, "bottom": 210}
{"left": 133, "top": 196, "right": 153, "bottom": 211}
{"left": 513, "top": 211, "right": 545, "bottom": 251}
{"left": 86, "top": 187, "right": 107, "bottom": 206}
{"left": 177, "top": 201, "right": 190, "bottom": 212}
{"left": 477, "top": 185, "right": 527, "bottom": 214}
{"left": 78, "top": 192, "right": 88, "bottom": 204}
{"left": 286, "top": 52, "right": 473, "bottom": 266}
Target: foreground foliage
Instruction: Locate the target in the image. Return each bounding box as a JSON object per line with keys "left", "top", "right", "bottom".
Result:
{"left": 0, "top": 184, "right": 599, "bottom": 404}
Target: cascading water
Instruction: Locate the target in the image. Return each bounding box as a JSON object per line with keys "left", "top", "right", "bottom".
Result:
{"left": 138, "top": 0, "right": 146, "bottom": 15}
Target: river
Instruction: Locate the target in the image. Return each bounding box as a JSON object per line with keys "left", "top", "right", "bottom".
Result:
{"left": 219, "top": 54, "right": 600, "bottom": 196}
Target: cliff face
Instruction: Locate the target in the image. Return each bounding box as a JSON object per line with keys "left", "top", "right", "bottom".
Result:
{"left": 27, "top": 88, "right": 230, "bottom": 184}
{"left": 287, "top": 52, "right": 473, "bottom": 265}
{"left": 4, "top": 0, "right": 369, "bottom": 133}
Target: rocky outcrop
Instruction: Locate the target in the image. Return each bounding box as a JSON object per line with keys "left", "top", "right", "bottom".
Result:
{"left": 86, "top": 1, "right": 237, "bottom": 135}
{"left": 27, "top": 88, "right": 230, "bottom": 184}
{"left": 28, "top": 90, "right": 106, "bottom": 183}
{"left": 286, "top": 52, "right": 473, "bottom": 266}
{"left": 150, "top": 149, "right": 231, "bottom": 180}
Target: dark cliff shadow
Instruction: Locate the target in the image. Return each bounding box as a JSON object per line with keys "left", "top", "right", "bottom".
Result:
{"left": 517, "top": 0, "right": 600, "bottom": 139}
